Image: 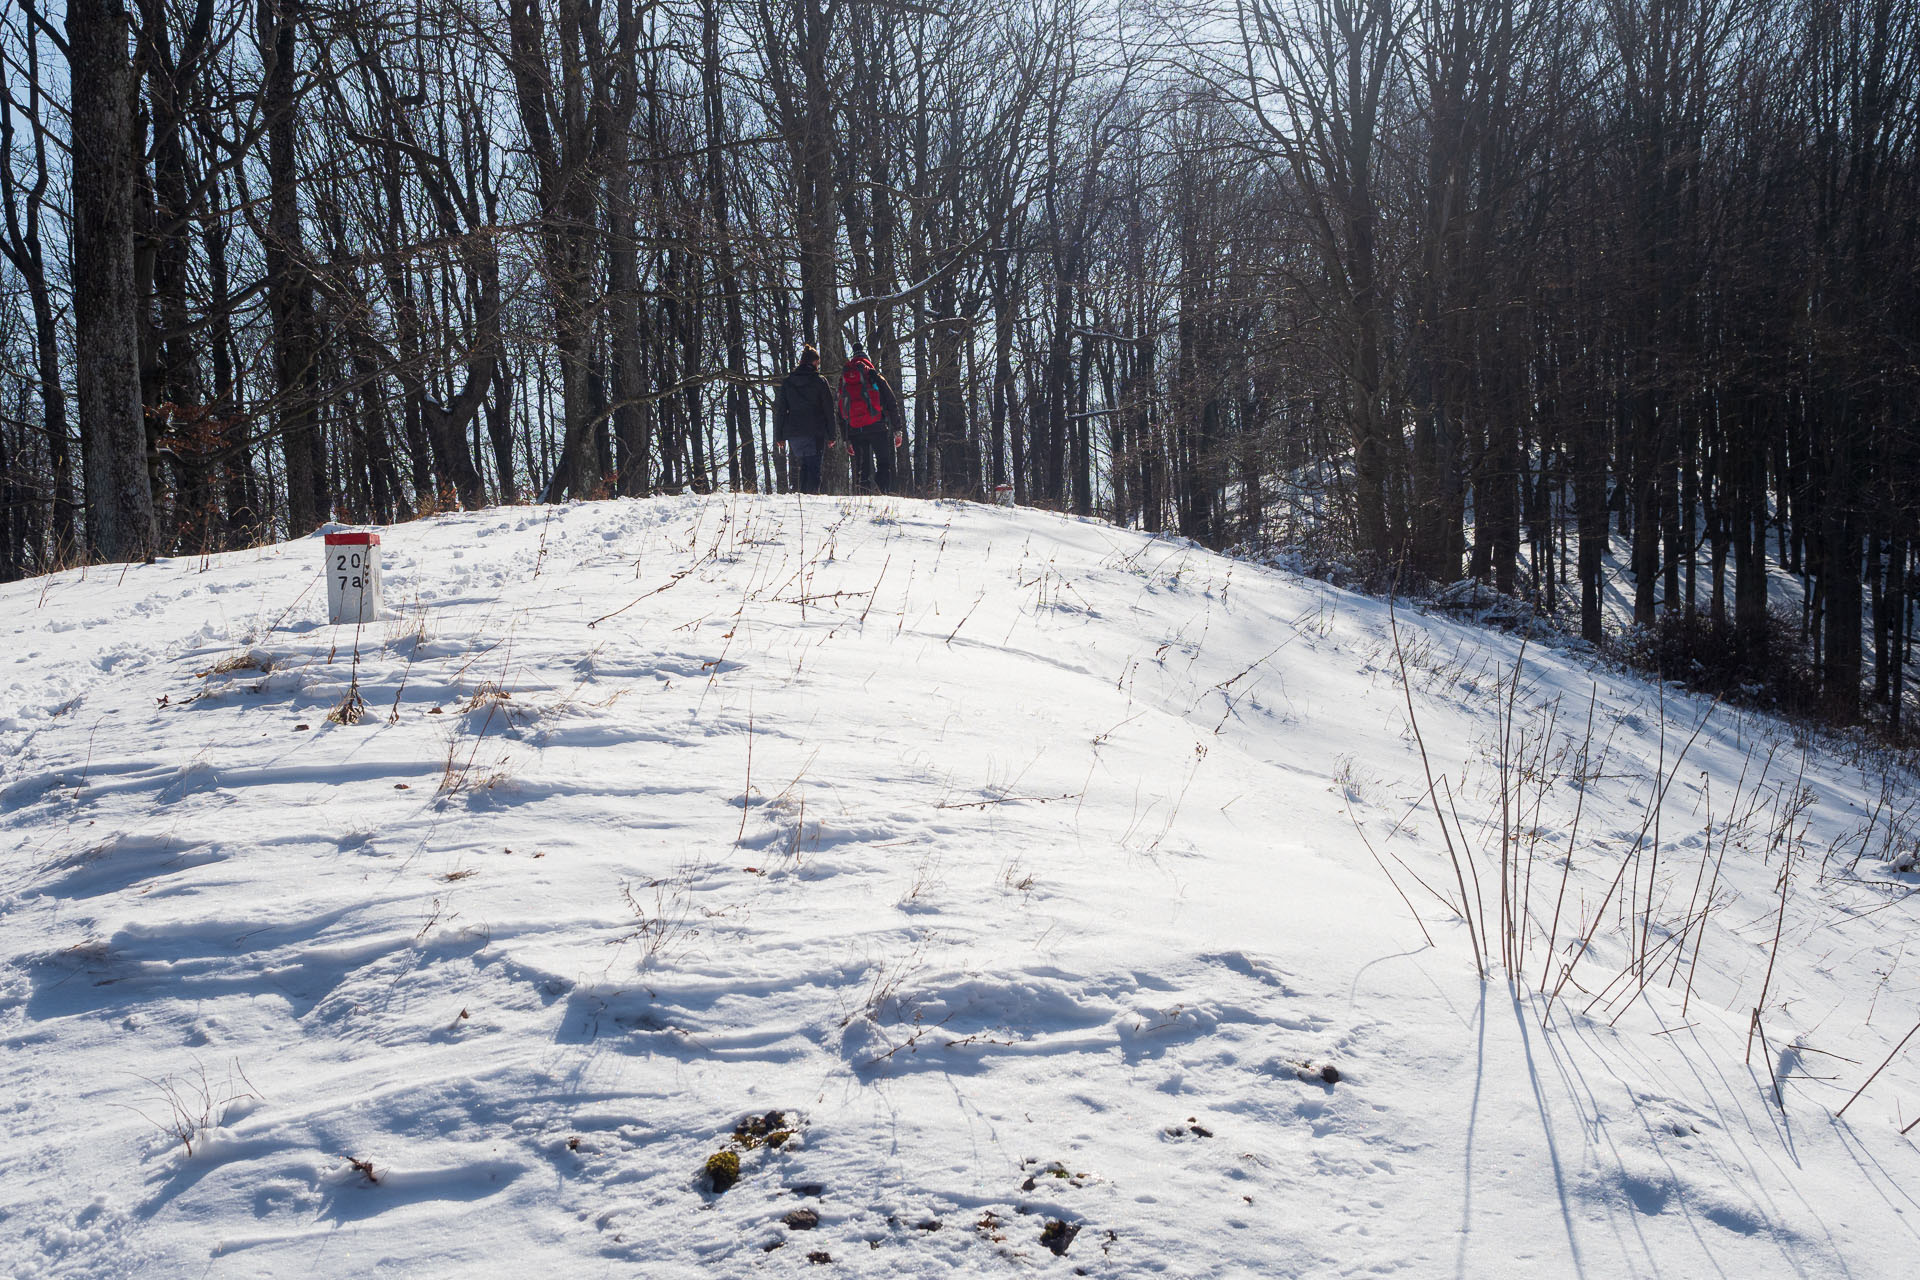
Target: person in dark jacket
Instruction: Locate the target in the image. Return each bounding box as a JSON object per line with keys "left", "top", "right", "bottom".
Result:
{"left": 839, "top": 342, "right": 900, "bottom": 494}
{"left": 773, "top": 345, "right": 835, "bottom": 494}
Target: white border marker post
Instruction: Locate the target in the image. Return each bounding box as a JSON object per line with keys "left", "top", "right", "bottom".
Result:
{"left": 325, "top": 531, "right": 382, "bottom": 624}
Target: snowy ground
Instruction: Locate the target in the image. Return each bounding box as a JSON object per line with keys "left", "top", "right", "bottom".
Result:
{"left": 2, "top": 493, "right": 1917, "bottom": 1278}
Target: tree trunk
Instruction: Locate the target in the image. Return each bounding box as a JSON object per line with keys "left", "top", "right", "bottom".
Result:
{"left": 69, "top": 0, "right": 154, "bottom": 562}
{"left": 260, "top": 0, "right": 325, "bottom": 534}
{"left": 704, "top": 0, "right": 753, "bottom": 491}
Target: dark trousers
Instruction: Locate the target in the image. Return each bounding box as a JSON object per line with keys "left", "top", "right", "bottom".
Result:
{"left": 850, "top": 429, "right": 894, "bottom": 494}
{"left": 787, "top": 436, "right": 824, "bottom": 494}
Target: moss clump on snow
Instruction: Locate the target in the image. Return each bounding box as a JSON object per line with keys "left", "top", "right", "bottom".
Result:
{"left": 734, "top": 1109, "right": 796, "bottom": 1150}
{"left": 704, "top": 1150, "right": 740, "bottom": 1192}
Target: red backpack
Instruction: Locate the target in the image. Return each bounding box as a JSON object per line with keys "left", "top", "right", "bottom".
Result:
{"left": 840, "top": 360, "right": 885, "bottom": 431}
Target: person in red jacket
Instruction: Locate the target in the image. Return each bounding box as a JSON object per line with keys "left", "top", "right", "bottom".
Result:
{"left": 838, "top": 342, "right": 901, "bottom": 494}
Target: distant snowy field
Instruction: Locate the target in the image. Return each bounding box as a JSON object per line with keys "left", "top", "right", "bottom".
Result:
{"left": 2, "top": 494, "right": 1916, "bottom": 1277}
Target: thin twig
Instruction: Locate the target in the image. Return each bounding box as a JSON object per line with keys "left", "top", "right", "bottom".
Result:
{"left": 1837, "top": 1018, "right": 1920, "bottom": 1118}
{"left": 1540, "top": 684, "right": 1600, "bottom": 992}
{"left": 1343, "top": 795, "right": 1436, "bottom": 947}
{"left": 1388, "top": 592, "right": 1483, "bottom": 980}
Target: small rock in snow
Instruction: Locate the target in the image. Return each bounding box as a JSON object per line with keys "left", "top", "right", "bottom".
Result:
{"left": 1040, "top": 1219, "right": 1081, "bottom": 1256}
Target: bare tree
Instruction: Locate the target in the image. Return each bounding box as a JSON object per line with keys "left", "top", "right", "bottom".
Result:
{"left": 69, "top": 0, "right": 156, "bottom": 560}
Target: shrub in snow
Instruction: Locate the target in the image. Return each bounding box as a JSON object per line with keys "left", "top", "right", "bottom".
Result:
{"left": 1619, "top": 606, "right": 1819, "bottom": 717}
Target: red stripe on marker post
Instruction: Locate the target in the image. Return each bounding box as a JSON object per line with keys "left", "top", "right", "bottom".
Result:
{"left": 324, "top": 532, "right": 381, "bottom": 546}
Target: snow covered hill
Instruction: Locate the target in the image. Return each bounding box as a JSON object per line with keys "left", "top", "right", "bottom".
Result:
{"left": 2, "top": 494, "right": 1917, "bottom": 1278}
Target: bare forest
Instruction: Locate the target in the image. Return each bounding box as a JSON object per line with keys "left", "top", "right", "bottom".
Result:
{"left": 2, "top": 0, "right": 1916, "bottom": 725}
